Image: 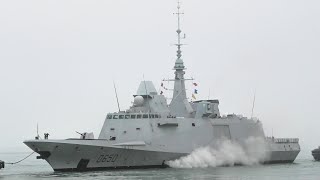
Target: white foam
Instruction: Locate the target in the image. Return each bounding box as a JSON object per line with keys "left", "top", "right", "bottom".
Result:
{"left": 167, "top": 137, "right": 268, "bottom": 168}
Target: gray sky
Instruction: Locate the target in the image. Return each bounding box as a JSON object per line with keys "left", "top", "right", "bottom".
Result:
{"left": 0, "top": 0, "right": 319, "bottom": 158}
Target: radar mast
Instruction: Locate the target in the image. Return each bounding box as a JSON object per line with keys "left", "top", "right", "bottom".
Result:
{"left": 175, "top": 0, "right": 184, "bottom": 62}
{"left": 168, "top": 0, "right": 193, "bottom": 117}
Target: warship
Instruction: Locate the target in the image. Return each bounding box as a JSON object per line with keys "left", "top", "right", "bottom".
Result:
{"left": 312, "top": 147, "right": 320, "bottom": 161}
{"left": 24, "top": 1, "right": 300, "bottom": 171}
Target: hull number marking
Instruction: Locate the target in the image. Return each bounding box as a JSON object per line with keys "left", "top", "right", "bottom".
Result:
{"left": 96, "top": 154, "right": 118, "bottom": 163}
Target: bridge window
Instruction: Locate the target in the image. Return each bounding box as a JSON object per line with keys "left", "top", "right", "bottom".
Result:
{"left": 137, "top": 114, "right": 142, "bottom": 119}
{"left": 143, "top": 114, "right": 148, "bottom": 118}
{"left": 136, "top": 128, "right": 141, "bottom": 130}
{"left": 119, "top": 115, "right": 124, "bottom": 119}
{"left": 150, "top": 114, "right": 155, "bottom": 118}
{"left": 131, "top": 115, "right": 136, "bottom": 119}
{"left": 113, "top": 115, "right": 118, "bottom": 119}
{"left": 110, "top": 128, "right": 115, "bottom": 130}
{"left": 155, "top": 114, "right": 159, "bottom": 118}
{"left": 107, "top": 115, "right": 112, "bottom": 119}
{"left": 125, "top": 115, "right": 130, "bottom": 119}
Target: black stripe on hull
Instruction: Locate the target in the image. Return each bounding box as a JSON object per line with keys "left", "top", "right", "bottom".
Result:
{"left": 263, "top": 160, "right": 294, "bottom": 164}
{"left": 54, "top": 164, "right": 169, "bottom": 172}
{"left": 54, "top": 160, "right": 298, "bottom": 172}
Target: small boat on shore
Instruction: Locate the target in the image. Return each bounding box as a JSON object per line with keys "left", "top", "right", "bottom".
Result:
{"left": 312, "top": 147, "right": 320, "bottom": 161}
{"left": 0, "top": 160, "right": 4, "bottom": 169}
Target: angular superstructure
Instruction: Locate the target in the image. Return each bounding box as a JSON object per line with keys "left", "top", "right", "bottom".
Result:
{"left": 24, "top": 1, "right": 300, "bottom": 172}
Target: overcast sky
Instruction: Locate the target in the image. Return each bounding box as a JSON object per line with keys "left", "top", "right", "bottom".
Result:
{"left": 0, "top": 0, "right": 319, "bottom": 158}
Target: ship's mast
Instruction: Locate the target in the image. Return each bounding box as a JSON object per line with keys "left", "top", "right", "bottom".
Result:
{"left": 176, "top": 0, "right": 183, "bottom": 61}
{"left": 169, "top": 0, "right": 193, "bottom": 117}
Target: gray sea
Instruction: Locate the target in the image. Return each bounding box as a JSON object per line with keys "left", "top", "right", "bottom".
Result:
{"left": 0, "top": 152, "right": 319, "bottom": 180}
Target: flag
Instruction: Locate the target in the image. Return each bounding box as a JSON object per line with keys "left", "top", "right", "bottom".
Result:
{"left": 192, "top": 93, "right": 196, "bottom": 100}
{"left": 161, "top": 82, "right": 163, "bottom": 87}
{"left": 193, "top": 82, "right": 198, "bottom": 86}
{"left": 160, "top": 91, "right": 163, "bottom": 95}
{"left": 194, "top": 89, "right": 198, "bottom": 94}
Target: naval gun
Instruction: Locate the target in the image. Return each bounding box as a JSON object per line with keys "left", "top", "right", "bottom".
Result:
{"left": 76, "top": 131, "right": 95, "bottom": 140}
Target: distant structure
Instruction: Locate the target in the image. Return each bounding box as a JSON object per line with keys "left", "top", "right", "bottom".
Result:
{"left": 312, "top": 146, "right": 320, "bottom": 161}
{"left": 0, "top": 160, "right": 4, "bottom": 170}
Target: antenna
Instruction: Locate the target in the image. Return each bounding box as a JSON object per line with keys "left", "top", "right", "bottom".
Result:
{"left": 35, "top": 123, "right": 40, "bottom": 140}
{"left": 37, "top": 123, "right": 39, "bottom": 137}
{"left": 113, "top": 81, "right": 121, "bottom": 112}
{"left": 250, "top": 90, "right": 256, "bottom": 119}
{"left": 36, "top": 123, "right": 39, "bottom": 139}
{"left": 174, "top": 0, "right": 185, "bottom": 60}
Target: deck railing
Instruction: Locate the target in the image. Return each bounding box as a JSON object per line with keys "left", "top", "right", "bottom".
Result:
{"left": 266, "top": 137, "right": 299, "bottom": 143}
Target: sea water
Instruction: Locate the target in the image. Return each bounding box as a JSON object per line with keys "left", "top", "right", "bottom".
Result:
{"left": 0, "top": 152, "right": 319, "bottom": 180}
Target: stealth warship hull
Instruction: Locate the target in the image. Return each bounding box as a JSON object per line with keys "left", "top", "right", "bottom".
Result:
{"left": 24, "top": 115, "right": 300, "bottom": 171}
{"left": 24, "top": 2, "right": 300, "bottom": 172}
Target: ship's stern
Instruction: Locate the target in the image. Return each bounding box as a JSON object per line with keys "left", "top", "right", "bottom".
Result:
{"left": 265, "top": 137, "right": 300, "bottom": 163}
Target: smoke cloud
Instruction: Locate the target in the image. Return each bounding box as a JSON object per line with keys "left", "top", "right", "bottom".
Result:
{"left": 167, "top": 137, "right": 269, "bottom": 168}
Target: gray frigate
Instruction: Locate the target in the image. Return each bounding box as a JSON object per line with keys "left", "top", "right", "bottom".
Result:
{"left": 24, "top": 2, "right": 300, "bottom": 171}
